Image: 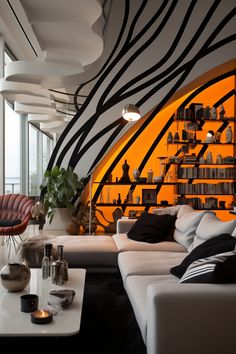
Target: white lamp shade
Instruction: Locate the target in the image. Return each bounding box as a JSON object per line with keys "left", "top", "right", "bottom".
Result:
{"left": 122, "top": 104, "right": 141, "bottom": 121}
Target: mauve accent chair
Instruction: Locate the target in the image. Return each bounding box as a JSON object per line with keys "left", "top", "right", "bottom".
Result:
{"left": 0, "top": 194, "right": 34, "bottom": 255}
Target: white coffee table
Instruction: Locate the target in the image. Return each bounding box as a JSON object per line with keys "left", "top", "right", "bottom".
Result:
{"left": 0, "top": 268, "right": 86, "bottom": 336}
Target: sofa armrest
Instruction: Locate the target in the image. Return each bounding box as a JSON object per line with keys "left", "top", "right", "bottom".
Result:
{"left": 147, "top": 283, "right": 236, "bottom": 354}
{"left": 116, "top": 218, "right": 137, "bottom": 234}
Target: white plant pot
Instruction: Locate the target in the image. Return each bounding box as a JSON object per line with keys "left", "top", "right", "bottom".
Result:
{"left": 44, "top": 208, "right": 73, "bottom": 231}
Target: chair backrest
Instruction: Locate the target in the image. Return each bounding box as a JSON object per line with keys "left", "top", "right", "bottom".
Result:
{"left": 0, "top": 194, "right": 34, "bottom": 222}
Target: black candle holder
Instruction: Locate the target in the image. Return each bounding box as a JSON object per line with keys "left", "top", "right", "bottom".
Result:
{"left": 31, "top": 309, "right": 53, "bottom": 324}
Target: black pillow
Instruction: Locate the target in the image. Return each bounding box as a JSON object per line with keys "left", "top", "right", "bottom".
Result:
{"left": 127, "top": 212, "right": 177, "bottom": 244}
{"left": 179, "top": 251, "right": 236, "bottom": 283}
{"left": 170, "top": 233, "right": 236, "bottom": 278}
{"left": 214, "top": 254, "right": 236, "bottom": 283}
{"left": 0, "top": 219, "right": 21, "bottom": 227}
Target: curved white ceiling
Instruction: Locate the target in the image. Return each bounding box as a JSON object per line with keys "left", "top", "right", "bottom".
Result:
{"left": 0, "top": 0, "right": 106, "bottom": 133}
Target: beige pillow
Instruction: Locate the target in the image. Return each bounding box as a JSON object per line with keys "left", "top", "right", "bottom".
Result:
{"left": 191, "top": 213, "right": 236, "bottom": 250}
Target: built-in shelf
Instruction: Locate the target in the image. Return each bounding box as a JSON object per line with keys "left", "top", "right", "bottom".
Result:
{"left": 94, "top": 182, "right": 178, "bottom": 185}
{"left": 178, "top": 178, "right": 235, "bottom": 180}
{"left": 96, "top": 203, "right": 173, "bottom": 207}
{"left": 177, "top": 193, "right": 234, "bottom": 196}
{"left": 174, "top": 117, "right": 236, "bottom": 122}
{"left": 169, "top": 141, "right": 236, "bottom": 145}
{"left": 170, "top": 162, "right": 236, "bottom": 165}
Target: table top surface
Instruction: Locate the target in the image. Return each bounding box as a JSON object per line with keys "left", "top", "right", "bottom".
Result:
{"left": 0, "top": 268, "right": 86, "bottom": 337}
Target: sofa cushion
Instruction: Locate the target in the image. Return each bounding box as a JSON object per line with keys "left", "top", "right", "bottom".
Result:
{"left": 173, "top": 210, "right": 210, "bottom": 250}
{"left": 170, "top": 233, "right": 236, "bottom": 278}
{"left": 118, "top": 251, "right": 186, "bottom": 283}
{"left": 125, "top": 274, "right": 178, "bottom": 344}
{"left": 191, "top": 213, "right": 236, "bottom": 250}
{"left": 152, "top": 205, "right": 182, "bottom": 216}
{"left": 19, "top": 235, "right": 118, "bottom": 268}
{"left": 112, "top": 234, "right": 187, "bottom": 253}
{"left": 127, "top": 212, "right": 176, "bottom": 243}
{"left": 0, "top": 219, "right": 21, "bottom": 227}
{"left": 179, "top": 251, "right": 236, "bottom": 283}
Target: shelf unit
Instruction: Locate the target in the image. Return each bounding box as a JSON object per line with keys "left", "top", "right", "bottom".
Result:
{"left": 93, "top": 111, "right": 235, "bottom": 215}
{"left": 169, "top": 113, "right": 235, "bottom": 211}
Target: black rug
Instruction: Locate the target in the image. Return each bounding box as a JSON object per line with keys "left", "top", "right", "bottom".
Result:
{"left": 1, "top": 273, "right": 147, "bottom": 354}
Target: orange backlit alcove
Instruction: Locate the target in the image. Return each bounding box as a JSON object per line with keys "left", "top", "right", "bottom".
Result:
{"left": 83, "top": 66, "right": 235, "bottom": 227}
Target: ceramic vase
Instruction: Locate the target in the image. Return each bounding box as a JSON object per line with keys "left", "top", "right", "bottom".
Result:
{"left": 167, "top": 132, "right": 173, "bottom": 143}
{"left": 226, "top": 126, "right": 233, "bottom": 143}
{"left": 133, "top": 169, "right": 140, "bottom": 182}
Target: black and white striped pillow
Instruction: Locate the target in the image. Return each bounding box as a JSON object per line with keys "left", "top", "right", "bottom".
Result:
{"left": 179, "top": 251, "right": 236, "bottom": 283}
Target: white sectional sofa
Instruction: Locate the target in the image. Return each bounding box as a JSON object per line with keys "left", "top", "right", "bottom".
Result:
{"left": 115, "top": 205, "right": 236, "bottom": 354}
{"left": 19, "top": 205, "right": 236, "bottom": 354}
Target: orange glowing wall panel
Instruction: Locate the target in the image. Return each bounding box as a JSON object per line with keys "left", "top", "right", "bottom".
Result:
{"left": 83, "top": 73, "right": 235, "bottom": 223}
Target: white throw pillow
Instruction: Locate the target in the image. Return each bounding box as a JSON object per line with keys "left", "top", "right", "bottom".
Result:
{"left": 153, "top": 205, "right": 182, "bottom": 216}
{"left": 176, "top": 205, "right": 195, "bottom": 218}
{"left": 192, "top": 213, "right": 236, "bottom": 250}
{"left": 173, "top": 210, "right": 209, "bottom": 250}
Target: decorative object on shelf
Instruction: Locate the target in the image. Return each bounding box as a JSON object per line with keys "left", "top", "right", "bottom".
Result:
{"left": 167, "top": 131, "right": 173, "bottom": 143}
{"left": 206, "top": 151, "right": 213, "bottom": 164}
{"left": 214, "top": 131, "right": 221, "bottom": 143}
{"left": 129, "top": 210, "right": 137, "bottom": 218}
{"left": 117, "top": 193, "right": 122, "bottom": 205}
{"left": 203, "top": 106, "right": 210, "bottom": 119}
{"left": 225, "top": 126, "right": 233, "bottom": 143}
{"left": 210, "top": 106, "right": 217, "bottom": 120}
{"left": 106, "top": 187, "right": 111, "bottom": 203}
{"left": 199, "top": 156, "right": 206, "bottom": 164}
{"left": 135, "top": 196, "right": 140, "bottom": 204}
{"left": 128, "top": 190, "right": 134, "bottom": 203}
{"left": 139, "top": 177, "right": 147, "bottom": 183}
{"left": 181, "top": 129, "right": 187, "bottom": 140}
{"left": 154, "top": 176, "right": 163, "bottom": 183}
{"left": 107, "top": 173, "right": 113, "bottom": 182}
{"left": 219, "top": 104, "right": 225, "bottom": 119}
{"left": 119, "top": 160, "right": 131, "bottom": 183}
{"left": 157, "top": 156, "right": 167, "bottom": 179}
{"left": 219, "top": 201, "right": 226, "bottom": 209}
{"left": 122, "top": 104, "right": 141, "bottom": 122}
{"left": 173, "top": 132, "right": 180, "bottom": 142}
{"left": 0, "top": 262, "right": 31, "bottom": 292}
{"left": 147, "top": 169, "right": 153, "bottom": 183}
{"left": 133, "top": 168, "right": 140, "bottom": 182}
{"left": 142, "top": 189, "right": 157, "bottom": 204}
{"left": 216, "top": 154, "right": 223, "bottom": 164}
{"left": 205, "top": 130, "right": 214, "bottom": 143}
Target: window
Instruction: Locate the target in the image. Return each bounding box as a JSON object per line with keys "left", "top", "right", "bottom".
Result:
{"left": 28, "top": 124, "right": 53, "bottom": 196}
{"left": 4, "top": 100, "right": 21, "bottom": 193}
{"left": 2, "top": 49, "right": 54, "bottom": 196}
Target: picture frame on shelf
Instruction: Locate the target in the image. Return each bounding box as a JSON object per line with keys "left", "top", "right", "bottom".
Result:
{"left": 142, "top": 189, "right": 156, "bottom": 204}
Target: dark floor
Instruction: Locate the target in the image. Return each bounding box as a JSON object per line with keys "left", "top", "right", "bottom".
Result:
{"left": 0, "top": 272, "right": 147, "bottom": 354}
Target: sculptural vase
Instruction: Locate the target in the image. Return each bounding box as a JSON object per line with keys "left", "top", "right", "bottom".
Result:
{"left": 225, "top": 126, "right": 233, "bottom": 143}
{"left": 0, "top": 263, "right": 31, "bottom": 292}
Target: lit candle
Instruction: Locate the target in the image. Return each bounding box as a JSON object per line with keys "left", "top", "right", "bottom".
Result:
{"left": 31, "top": 309, "right": 53, "bottom": 324}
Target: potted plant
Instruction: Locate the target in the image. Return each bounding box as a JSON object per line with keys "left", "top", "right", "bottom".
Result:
{"left": 40, "top": 165, "right": 85, "bottom": 227}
